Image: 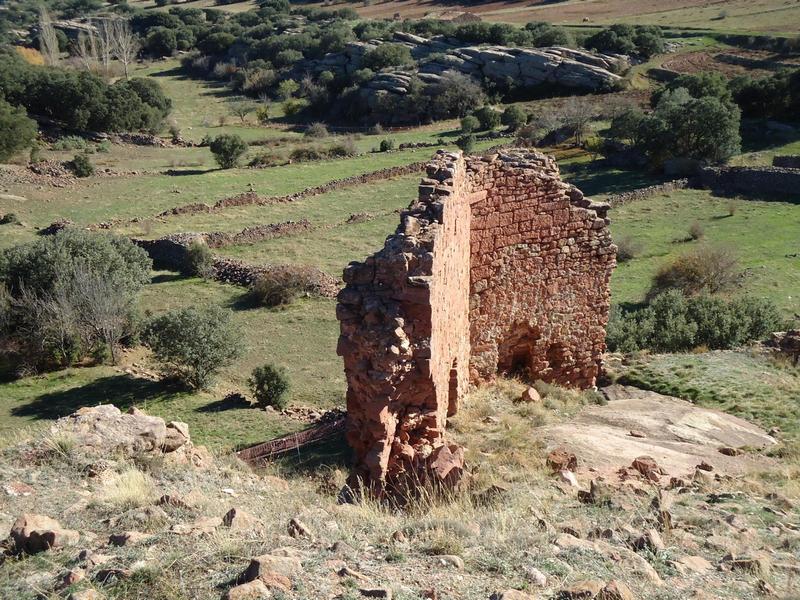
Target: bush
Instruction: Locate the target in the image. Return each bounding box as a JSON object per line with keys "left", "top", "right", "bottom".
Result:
{"left": 379, "top": 138, "right": 395, "bottom": 152}
{"left": 688, "top": 221, "right": 705, "bottom": 240}
{"left": 52, "top": 136, "right": 88, "bottom": 151}
{"left": 473, "top": 106, "right": 502, "bottom": 131}
{"left": 0, "top": 99, "right": 37, "bottom": 162}
{"left": 460, "top": 115, "right": 480, "bottom": 133}
{"left": 615, "top": 235, "right": 643, "bottom": 262}
{"left": 184, "top": 240, "right": 214, "bottom": 278}
{"left": 209, "top": 134, "right": 248, "bottom": 169}
{"left": 0, "top": 230, "right": 150, "bottom": 367}
{"left": 648, "top": 245, "right": 741, "bottom": 300}
{"left": 143, "top": 306, "right": 242, "bottom": 389}
{"left": 501, "top": 105, "right": 527, "bottom": 131}
{"left": 362, "top": 43, "right": 413, "bottom": 70}
{"left": 256, "top": 106, "right": 270, "bottom": 125}
{"left": 249, "top": 363, "right": 290, "bottom": 409}
{"left": 248, "top": 269, "right": 306, "bottom": 307}
{"left": 69, "top": 153, "right": 95, "bottom": 178}
{"left": 305, "top": 122, "right": 329, "bottom": 138}
{"left": 282, "top": 98, "right": 308, "bottom": 117}
{"left": 456, "top": 134, "right": 476, "bottom": 154}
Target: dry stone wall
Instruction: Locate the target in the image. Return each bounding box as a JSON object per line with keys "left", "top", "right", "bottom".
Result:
{"left": 336, "top": 150, "right": 616, "bottom": 494}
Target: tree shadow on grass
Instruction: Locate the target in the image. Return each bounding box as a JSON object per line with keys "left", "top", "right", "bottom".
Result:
{"left": 271, "top": 433, "right": 351, "bottom": 476}
{"left": 196, "top": 394, "right": 253, "bottom": 413}
{"left": 561, "top": 161, "right": 668, "bottom": 196}
{"left": 11, "top": 374, "right": 181, "bottom": 421}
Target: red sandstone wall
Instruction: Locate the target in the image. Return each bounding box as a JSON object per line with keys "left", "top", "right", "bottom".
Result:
{"left": 467, "top": 152, "right": 616, "bottom": 388}
{"left": 336, "top": 149, "right": 616, "bottom": 493}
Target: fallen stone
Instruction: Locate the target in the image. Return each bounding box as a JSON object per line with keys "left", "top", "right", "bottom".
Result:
{"left": 287, "top": 517, "right": 312, "bottom": 539}
{"left": 598, "top": 580, "right": 634, "bottom": 600}
{"left": 9, "top": 514, "right": 80, "bottom": 554}
{"left": 491, "top": 591, "right": 537, "bottom": 600}
{"left": 559, "top": 470, "right": 579, "bottom": 488}
{"left": 557, "top": 580, "right": 605, "bottom": 598}
{"left": 718, "top": 446, "right": 743, "bottom": 456}
{"left": 672, "top": 555, "right": 713, "bottom": 574}
{"left": 67, "top": 591, "right": 103, "bottom": 600}
{"left": 724, "top": 553, "right": 772, "bottom": 577}
{"left": 223, "top": 579, "right": 270, "bottom": 600}
{"left": 524, "top": 566, "right": 548, "bottom": 587}
{"left": 633, "top": 529, "right": 665, "bottom": 553}
{"left": 631, "top": 456, "right": 664, "bottom": 481}
{"left": 223, "top": 508, "right": 260, "bottom": 531}
{"left": 338, "top": 565, "right": 370, "bottom": 581}
{"left": 108, "top": 531, "right": 151, "bottom": 547}
{"left": 59, "top": 568, "right": 86, "bottom": 589}
{"left": 244, "top": 553, "right": 302, "bottom": 582}
{"left": 547, "top": 448, "right": 578, "bottom": 472}
{"left": 435, "top": 554, "right": 464, "bottom": 569}
{"left": 4, "top": 481, "right": 35, "bottom": 497}
{"left": 94, "top": 568, "right": 133, "bottom": 583}
{"left": 519, "top": 387, "right": 541, "bottom": 403}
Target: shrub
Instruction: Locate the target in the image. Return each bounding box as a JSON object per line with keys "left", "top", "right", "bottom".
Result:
{"left": 0, "top": 230, "right": 150, "bottom": 367}
{"left": 256, "top": 106, "right": 270, "bottom": 125}
{"left": 0, "top": 213, "right": 19, "bottom": 225}
{"left": 249, "top": 363, "right": 290, "bottom": 409}
{"left": 143, "top": 305, "right": 242, "bottom": 389}
{"left": 276, "top": 79, "right": 299, "bottom": 100}
{"left": 209, "top": 134, "right": 248, "bottom": 169}
{"left": 305, "top": 122, "right": 329, "bottom": 138}
{"left": 249, "top": 270, "right": 306, "bottom": 307}
{"left": 473, "top": 106, "right": 502, "bottom": 131}
{"left": 501, "top": 105, "right": 527, "bottom": 131}
{"left": 69, "top": 153, "right": 95, "bottom": 178}
{"left": 460, "top": 115, "right": 480, "bottom": 133}
{"left": 362, "top": 43, "right": 413, "bottom": 70}
{"left": 51, "top": 135, "right": 88, "bottom": 151}
{"left": 184, "top": 240, "right": 214, "bottom": 278}
{"left": 615, "top": 235, "right": 643, "bottom": 262}
{"left": 379, "top": 138, "right": 395, "bottom": 152}
{"left": 648, "top": 245, "right": 741, "bottom": 300}
{"left": 688, "top": 221, "right": 705, "bottom": 240}
{"left": 282, "top": 98, "right": 308, "bottom": 117}
{"left": 456, "top": 134, "right": 476, "bottom": 154}
{"left": 328, "top": 137, "right": 357, "bottom": 157}
{"left": 0, "top": 99, "right": 37, "bottom": 162}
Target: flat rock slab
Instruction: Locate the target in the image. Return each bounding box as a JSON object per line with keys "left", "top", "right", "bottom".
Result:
{"left": 538, "top": 385, "right": 776, "bottom": 478}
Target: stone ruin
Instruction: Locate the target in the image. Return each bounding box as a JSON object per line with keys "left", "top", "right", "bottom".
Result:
{"left": 336, "top": 150, "right": 617, "bottom": 496}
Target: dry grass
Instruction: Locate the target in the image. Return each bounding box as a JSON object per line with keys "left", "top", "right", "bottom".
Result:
{"left": 98, "top": 468, "right": 158, "bottom": 510}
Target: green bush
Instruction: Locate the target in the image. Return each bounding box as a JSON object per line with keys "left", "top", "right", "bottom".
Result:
{"left": 607, "top": 292, "right": 782, "bottom": 353}
{"left": 248, "top": 269, "right": 306, "bottom": 307}
{"left": 52, "top": 136, "right": 88, "bottom": 151}
{"left": 304, "top": 122, "right": 329, "bottom": 138}
{"left": 460, "top": 115, "right": 480, "bottom": 133}
{"left": 184, "top": 240, "right": 214, "bottom": 278}
{"left": 209, "top": 134, "right": 248, "bottom": 169}
{"left": 456, "top": 134, "right": 476, "bottom": 154}
{"left": 615, "top": 235, "right": 643, "bottom": 263}
{"left": 0, "top": 99, "right": 37, "bottom": 162}
{"left": 362, "top": 43, "right": 413, "bottom": 70}
{"left": 473, "top": 106, "right": 502, "bottom": 131}
{"left": 501, "top": 105, "right": 527, "bottom": 131}
{"left": 249, "top": 363, "right": 290, "bottom": 409}
{"left": 379, "top": 138, "right": 396, "bottom": 152}
{"left": 143, "top": 305, "right": 242, "bottom": 389}
{"left": 69, "top": 153, "right": 95, "bottom": 178}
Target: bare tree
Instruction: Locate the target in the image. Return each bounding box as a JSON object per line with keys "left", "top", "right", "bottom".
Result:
{"left": 75, "top": 32, "right": 99, "bottom": 72}
{"left": 94, "top": 17, "right": 115, "bottom": 75}
{"left": 109, "top": 18, "right": 139, "bottom": 79}
{"left": 38, "top": 8, "right": 60, "bottom": 66}
{"left": 561, "top": 96, "right": 597, "bottom": 146}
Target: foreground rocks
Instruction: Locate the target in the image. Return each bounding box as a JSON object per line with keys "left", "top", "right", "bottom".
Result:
{"left": 9, "top": 514, "right": 80, "bottom": 554}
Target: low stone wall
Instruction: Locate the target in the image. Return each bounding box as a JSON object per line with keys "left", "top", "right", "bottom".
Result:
{"left": 606, "top": 179, "right": 689, "bottom": 206}
{"left": 201, "top": 220, "right": 314, "bottom": 249}
{"left": 133, "top": 234, "right": 339, "bottom": 298}
{"left": 695, "top": 166, "right": 800, "bottom": 197}
{"left": 772, "top": 155, "right": 800, "bottom": 169}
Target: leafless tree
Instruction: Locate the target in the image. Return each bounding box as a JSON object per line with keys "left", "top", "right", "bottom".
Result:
{"left": 75, "top": 32, "right": 99, "bottom": 72}
{"left": 109, "top": 18, "right": 139, "bottom": 79}
{"left": 561, "top": 96, "right": 597, "bottom": 146}
{"left": 11, "top": 283, "right": 79, "bottom": 367}
{"left": 38, "top": 8, "right": 60, "bottom": 66}
{"left": 69, "top": 265, "right": 136, "bottom": 365}
{"left": 95, "top": 18, "right": 115, "bottom": 75}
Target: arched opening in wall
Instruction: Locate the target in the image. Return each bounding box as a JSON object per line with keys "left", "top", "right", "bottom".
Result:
{"left": 447, "top": 359, "right": 459, "bottom": 417}
{"left": 497, "top": 323, "right": 540, "bottom": 378}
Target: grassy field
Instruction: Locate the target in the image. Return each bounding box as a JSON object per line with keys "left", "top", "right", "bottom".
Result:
{"left": 610, "top": 188, "right": 800, "bottom": 317}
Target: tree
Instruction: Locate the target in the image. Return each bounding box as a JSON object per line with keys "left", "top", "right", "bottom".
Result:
{"left": 184, "top": 240, "right": 214, "bottom": 278}
{"left": 501, "top": 105, "right": 527, "bottom": 131}
{"left": 70, "top": 153, "right": 94, "bottom": 177}
{"left": 249, "top": 363, "right": 290, "bottom": 409}
{"left": 276, "top": 79, "right": 299, "bottom": 100}
{"left": 362, "top": 44, "right": 413, "bottom": 70}
{"left": 38, "top": 8, "right": 60, "bottom": 66}
{"left": 0, "top": 99, "right": 37, "bottom": 162}
{"left": 561, "top": 96, "right": 596, "bottom": 145}
{"left": 145, "top": 28, "right": 177, "bottom": 57}
{"left": 143, "top": 306, "right": 242, "bottom": 389}
{"left": 229, "top": 101, "right": 255, "bottom": 124}
{"left": 209, "top": 134, "right": 248, "bottom": 169}
{"left": 474, "top": 106, "right": 501, "bottom": 131}
{"left": 109, "top": 18, "right": 140, "bottom": 79}
{"left": 460, "top": 115, "right": 480, "bottom": 133}
{"left": 426, "top": 72, "right": 485, "bottom": 120}
{"left": 456, "top": 134, "right": 476, "bottom": 153}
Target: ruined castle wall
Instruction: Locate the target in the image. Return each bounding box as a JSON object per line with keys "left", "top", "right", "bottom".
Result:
{"left": 467, "top": 153, "right": 616, "bottom": 388}
{"left": 336, "top": 150, "right": 616, "bottom": 491}
{"left": 336, "top": 153, "right": 471, "bottom": 491}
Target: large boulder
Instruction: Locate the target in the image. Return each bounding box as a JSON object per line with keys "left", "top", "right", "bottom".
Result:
{"left": 48, "top": 405, "right": 192, "bottom": 458}
{"left": 9, "top": 514, "right": 80, "bottom": 554}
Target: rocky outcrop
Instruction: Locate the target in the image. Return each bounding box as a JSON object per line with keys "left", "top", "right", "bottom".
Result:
{"left": 9, "top": 514, "right": 80, "bottom": 555}
{"left": 336, "top": 150, "right": 616, "bottom": 495}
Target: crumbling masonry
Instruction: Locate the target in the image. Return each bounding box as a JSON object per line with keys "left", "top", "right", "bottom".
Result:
{"left": 336, "top": 150, "right": 617, "bottom": 494}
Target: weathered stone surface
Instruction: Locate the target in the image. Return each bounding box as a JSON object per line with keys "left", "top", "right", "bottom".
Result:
{"left": 223, "top": 579, "right": 270, "bottom": 600}
{"left": 337, "top": 150, "right": 615, "bottom": 495}
{"left": 9, "top": 514, "right": 80, "bottom": 554}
